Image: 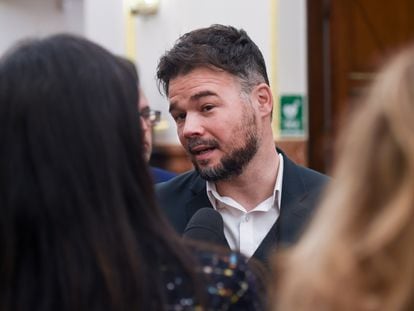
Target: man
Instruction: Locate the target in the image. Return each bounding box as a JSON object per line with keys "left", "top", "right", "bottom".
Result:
{"left": 116, "top": 56, "right": 175, "bottom": 183}
{"left": 155, "top": 24, "right": 328, "bottom": 263}
{"left": 138, "top": 88, "right": 176, "bottom": 183}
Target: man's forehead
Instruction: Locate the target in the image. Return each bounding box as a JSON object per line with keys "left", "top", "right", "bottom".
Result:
{"left": 168, "top": 89, "right": 220, "bottom": 112}
{"left": 168, "top": 70, "right": 236, "bottom": 97}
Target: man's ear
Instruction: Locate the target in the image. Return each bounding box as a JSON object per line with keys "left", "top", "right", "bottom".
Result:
{"left": 253, "top": 83, "right": 273, "bottom": 117}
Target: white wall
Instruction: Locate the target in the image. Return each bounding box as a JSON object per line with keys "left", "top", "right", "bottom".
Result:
{"left": 0, "top": 0, "right": 84, "bottom": 57}
{"left": 277, "top": 0, "right": 307, "bottom": 95}
{"left": 83, "top": 0, "right": 125, "bottom": 55}
{"left": 276, "top": 0, "right": 308, "bottom": 137}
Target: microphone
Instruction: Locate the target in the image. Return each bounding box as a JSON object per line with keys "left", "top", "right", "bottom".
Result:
{"left": 183, "top": 208, "right": 229, "bottom": 247}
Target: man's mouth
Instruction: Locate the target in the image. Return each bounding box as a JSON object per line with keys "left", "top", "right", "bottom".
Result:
{"left": 190, "top": 145, "right": 216, "bottom": 155}
{"left": 187, "top": 139, "right": 219, "bottom": 159}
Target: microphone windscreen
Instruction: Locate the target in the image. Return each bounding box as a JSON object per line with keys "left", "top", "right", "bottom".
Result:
{"left": 183, "top": 208, "right": 228, "bottom": 247}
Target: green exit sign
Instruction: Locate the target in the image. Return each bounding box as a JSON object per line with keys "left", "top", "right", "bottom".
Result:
{"left": 280, "top": 95, "right": 305, "bottom": 137}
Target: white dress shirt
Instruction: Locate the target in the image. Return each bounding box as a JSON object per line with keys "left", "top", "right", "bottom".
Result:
{"left": 206, "top": 153, "right": 284, "bottom": 258}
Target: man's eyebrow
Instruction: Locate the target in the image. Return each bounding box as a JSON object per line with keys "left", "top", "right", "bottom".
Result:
{"left": 140, "top": 106, "right": 150, "bottom": 113}
{"left": 169, "top": 90, "right": 218, "bottom": 113}
{"left": 190, "top": 90, "right": 218, "bottom": 101}
{"left": 169, "top": 102, "right": 177, "bottom": 113}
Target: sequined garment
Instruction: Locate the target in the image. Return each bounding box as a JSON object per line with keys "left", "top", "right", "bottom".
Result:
{"left": 162, "top": 248, "right": 264, "bottom": 311}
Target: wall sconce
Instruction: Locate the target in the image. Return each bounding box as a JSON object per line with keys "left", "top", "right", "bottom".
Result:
{"left": 129, "top": 0, "right": 160, "bottom": 16}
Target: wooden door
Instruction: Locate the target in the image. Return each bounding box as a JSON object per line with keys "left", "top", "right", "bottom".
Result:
{"left": 307, "top": 0, "right": 414, "bottom": 173}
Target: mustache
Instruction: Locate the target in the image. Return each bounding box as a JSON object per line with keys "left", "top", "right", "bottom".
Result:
{"left": 186, "top": 138, "right": 219, "bottom": 154}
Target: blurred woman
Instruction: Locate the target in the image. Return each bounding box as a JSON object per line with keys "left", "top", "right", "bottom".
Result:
{"left": 0, "top": 34, "right": 263, "bottom": 311}
{"left": 272, "top": 46, "right": 414, "bottom": 311}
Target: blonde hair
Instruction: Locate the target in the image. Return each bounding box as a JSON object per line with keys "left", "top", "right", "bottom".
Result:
{"left": 273, "top": 46, "right": 414, "bottom": 311}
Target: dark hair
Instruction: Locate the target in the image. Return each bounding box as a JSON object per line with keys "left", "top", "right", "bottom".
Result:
{"left": 0, "top": 34, "right": 199, "bottom": 310}
{"left": 116, "top": 56, "right": 139, "bottom": 84}
{"left": 157, "top": 24, "right": 269, "bottom": 95}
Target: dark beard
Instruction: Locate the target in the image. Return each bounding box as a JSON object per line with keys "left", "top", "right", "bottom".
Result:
{"left": 191, "top": 130, "right": 259, "bottom": 181}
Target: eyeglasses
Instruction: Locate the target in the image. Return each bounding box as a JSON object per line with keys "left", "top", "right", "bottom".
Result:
{"left": 139, "top": 107, "right": 161, "bottom": 126}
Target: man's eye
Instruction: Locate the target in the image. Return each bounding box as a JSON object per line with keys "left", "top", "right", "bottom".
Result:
{"left": 202, "top": 105, "right": 214, "bottom": 112}
{"left": 140, "top": 111, "right": 149, "bottom": 118}
{"left": 140, "top": 108, "right": 150, "bottom": 118}
{"left": 173, "top": 112, "right": 186, "bottom": 122}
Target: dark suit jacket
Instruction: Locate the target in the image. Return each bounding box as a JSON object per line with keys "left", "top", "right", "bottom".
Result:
{"left": 155, "top": 150, "right": 329, "bottom": 264}
{"left": 151, "top": 166, "right": 176, "bottom": 183}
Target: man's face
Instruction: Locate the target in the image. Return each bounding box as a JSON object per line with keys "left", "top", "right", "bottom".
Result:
{"left": 168, "top": 67, "right": 261, "bottom": 181}
{"left": 138, "top": 90, "right": 153, "bottom": 162}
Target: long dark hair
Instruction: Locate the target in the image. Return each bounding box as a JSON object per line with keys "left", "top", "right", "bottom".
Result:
{"left": 0, "top": 34, "right": 198, "bottom": 310}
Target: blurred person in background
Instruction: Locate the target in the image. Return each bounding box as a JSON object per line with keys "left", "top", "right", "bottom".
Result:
{"left": 139, "top": 88, "right": 176, "bottom": 183}
{"left": 0, "top": 34, "right": 265, "bottom": 311}
{"left": 118, "top": 57, "right": 176, "bottom": 183}
{"left": 272, "top": 45, "right": 414, "bottom": 310}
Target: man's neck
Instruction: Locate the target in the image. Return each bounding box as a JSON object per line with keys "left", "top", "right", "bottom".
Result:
{"left": 214, "top": 147, "right": 279, "bottom": 211}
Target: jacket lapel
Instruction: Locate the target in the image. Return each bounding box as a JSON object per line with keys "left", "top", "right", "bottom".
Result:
{"left": 277, "top": 150, "right": 310, "bottom": 244}
{"left": 185, "top": 174, "right": 213, "bottom": 222}
{"left": 251, "top": 191, "right": 313, "bottom": 264}
{"left": 252, "top": 151, "right": 310, "bottom": 262}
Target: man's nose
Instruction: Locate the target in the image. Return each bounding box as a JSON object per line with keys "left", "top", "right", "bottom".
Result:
{"left": 140, "top": 116, "right": 150, "bottom": 131}
{"left": 181, "top": 114, "right": 204, "bottom": 138}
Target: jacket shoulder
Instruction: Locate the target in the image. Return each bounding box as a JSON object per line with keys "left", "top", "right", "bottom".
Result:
{"left": 155, "top": 170, "right": 201, "bottom": 196}
{"left": 155, "top": 170, "right": 205, "bottom": 234}
{"left": 297, "top": 165, "right": 330, "bottom": 188}
{"left": 281, "top": 150, "right": 329, "bottom": 190}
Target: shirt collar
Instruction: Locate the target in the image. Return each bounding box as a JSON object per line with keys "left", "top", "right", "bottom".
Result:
{"left": 206, "top": 152, "right": 284, "bottom": 211}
